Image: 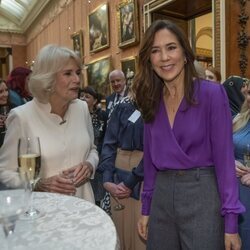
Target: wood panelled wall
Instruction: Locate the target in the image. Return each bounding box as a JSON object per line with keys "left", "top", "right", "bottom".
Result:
{"left": 25, "top": 0, "right": 144, "bottom": 81}
{"left": 0, "top": 0, "right": 249, "bottom": 78}
{"left": 226, "top": 0, "right": 250, "bottom": 78}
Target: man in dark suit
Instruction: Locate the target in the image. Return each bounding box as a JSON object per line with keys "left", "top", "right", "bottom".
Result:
{"left": 106, "top": 69, "right": 127, "bottom": 117}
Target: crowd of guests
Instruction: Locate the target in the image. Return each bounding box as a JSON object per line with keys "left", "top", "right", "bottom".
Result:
{"left": 1, "top": 19, "right": 250, "bottom": 250}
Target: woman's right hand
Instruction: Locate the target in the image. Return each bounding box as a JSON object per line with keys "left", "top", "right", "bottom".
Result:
{"left": 35, "top": 174, "right": 76, "bottom": 195}
{"left": 138, "top": 215, "right": 149, "bottom": 240}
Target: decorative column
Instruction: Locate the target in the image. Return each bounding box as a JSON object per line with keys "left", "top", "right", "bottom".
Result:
{"left": 238, "top": 0, "right": 250, "bottom": 77}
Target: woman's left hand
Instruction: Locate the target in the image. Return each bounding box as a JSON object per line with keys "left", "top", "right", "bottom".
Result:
{"left": 62, "top": 162, "right": 93, "bottom": 187}
{"left": 241, "top": 173, "right": 250, "bottom": 186}
{"left": 225, "top": 233, "right": 241, "bottom": 250}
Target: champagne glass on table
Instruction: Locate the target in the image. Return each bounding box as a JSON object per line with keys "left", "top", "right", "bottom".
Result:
{"left": 0, "top": 172, "right": 29, "bottom": 249}
{"left": 18, "top": 136, "right": 41, "bottom": 219}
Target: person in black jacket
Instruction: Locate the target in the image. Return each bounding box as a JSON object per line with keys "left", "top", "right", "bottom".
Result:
{"left": 99, "top": 92, "right": 145, "bottom": 250}
{"left": 80, "top": 86, "right": 107, "bottom": 206}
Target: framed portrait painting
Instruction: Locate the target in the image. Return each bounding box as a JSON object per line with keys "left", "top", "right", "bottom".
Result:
{"left": 88, "top": 3, "right": 110, "bottom": 53}
{"left": 71, "top": 30, "right": 83, "bottom": 59}
{"left": 118, "top": 0, "right": 139, "bottom": 48}
{"left": 86, "top": 56, "right": 112, "bottom": 96}
{"left": 121, "top": 56, "right": 137, "bottom": 87}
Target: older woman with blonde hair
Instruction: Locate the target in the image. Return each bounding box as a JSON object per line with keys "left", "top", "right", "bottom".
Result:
{"left": 0, "top": 45, "right": 98, "bottom": 202}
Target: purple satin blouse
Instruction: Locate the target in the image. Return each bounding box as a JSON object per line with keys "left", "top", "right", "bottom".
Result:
{"left": 141, "top": 79, "right": 245, "bottom": 233}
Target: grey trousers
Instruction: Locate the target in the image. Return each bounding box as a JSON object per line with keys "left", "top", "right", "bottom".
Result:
{"left": 147, "top": 168, "right": 224, "bottom": 250}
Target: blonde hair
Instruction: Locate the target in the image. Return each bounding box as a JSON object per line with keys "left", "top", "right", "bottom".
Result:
{"left": 233, "top": 100, "right": 250, "bottom": 132}
{"left": 28, "top": 44, "right": 82, "bottom": 103}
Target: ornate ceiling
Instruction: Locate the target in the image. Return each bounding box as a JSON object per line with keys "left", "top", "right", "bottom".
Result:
{"left": 0, "top": 0, "right": 50, "bottom": 33}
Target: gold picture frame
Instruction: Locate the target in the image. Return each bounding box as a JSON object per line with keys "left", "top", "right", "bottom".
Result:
{"left": 118, "top": 0, "right": 139, "bottom": 48}
{"left": 71, "top": 30, "right": 83, "bottom": 60}
{"left": 121, "top": 56, "right": 137, "bottom": 88}
{"left": 86, "top": 56, "right": 112, "bottom": 96}
{"left": 88, "top": 3, "right": 110, "bottom": 53}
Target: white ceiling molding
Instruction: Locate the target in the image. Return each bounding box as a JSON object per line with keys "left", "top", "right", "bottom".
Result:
{"left": 0, "top": 0, "right": 51, "bottom": 33}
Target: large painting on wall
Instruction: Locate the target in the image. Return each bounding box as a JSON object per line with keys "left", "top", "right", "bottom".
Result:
{"left": 71, "top": 30, "right": 83, "bottom": 60}
{"left": 87, "top": 56, "right": 112, "bottom": 96}
{"left": 121, "top": 56, "right": 137, "bottom": 88}
{"left": 88, "top": 3, "right": 109, "bottom": 53}
{"left": 118, "top": 0, "right": 139, "bottom": 48}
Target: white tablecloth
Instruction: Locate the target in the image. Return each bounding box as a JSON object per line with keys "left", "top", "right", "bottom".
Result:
{"left": 0, "top": 192, "right": 119, "bottom": 250}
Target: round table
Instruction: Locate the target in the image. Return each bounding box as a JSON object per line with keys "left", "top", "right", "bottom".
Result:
{"left": 0, "top": 192, "right": 119, "bottom": 250}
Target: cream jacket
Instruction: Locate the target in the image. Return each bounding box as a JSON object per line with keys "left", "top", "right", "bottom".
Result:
{"left": 0, "top": 98, "right": 98, "bottom": 203}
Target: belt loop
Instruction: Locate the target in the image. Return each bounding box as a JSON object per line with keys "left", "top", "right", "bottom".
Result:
{"left": 196, "top": 168, "right": 200, "bottom": 181}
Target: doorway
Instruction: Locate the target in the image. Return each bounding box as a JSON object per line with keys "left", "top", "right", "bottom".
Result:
{"left": 143, "top": 0, "right": 213, "bottom": 68}
{"left": 0, "top": 47, "right": 11, "bottom": 80}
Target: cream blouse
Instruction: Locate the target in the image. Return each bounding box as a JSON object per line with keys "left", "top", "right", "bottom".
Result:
{"left": 0, "top": 98, "right": 99, "bottom": 203}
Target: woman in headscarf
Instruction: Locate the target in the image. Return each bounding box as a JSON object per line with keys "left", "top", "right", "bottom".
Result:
{"left": 223, "top": 76, "right": 248, "bottom": 117}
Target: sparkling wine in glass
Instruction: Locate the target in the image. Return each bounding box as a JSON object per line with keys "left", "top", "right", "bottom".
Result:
{"left": 243, "top": 144, "right": 250, "bottom": 168}
{"left": 0, "top": 172, "right": 29, "bottom": 248}
{"left": 18, "top": 136, "right": 41, "bottom": 219}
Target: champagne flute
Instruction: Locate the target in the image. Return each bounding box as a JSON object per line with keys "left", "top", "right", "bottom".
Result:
{"left": 243, "top": 144, "right": 250, "bottom": 168}
{"left": 18, "top": 136, "right": 41, "bottom": 219}
{"left": 0, "top": 172, "right": 29, "bottom": 249}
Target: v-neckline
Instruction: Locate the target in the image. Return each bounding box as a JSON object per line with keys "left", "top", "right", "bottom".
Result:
{"left": 163, "top": 94, "right": 183, "bottom": 129}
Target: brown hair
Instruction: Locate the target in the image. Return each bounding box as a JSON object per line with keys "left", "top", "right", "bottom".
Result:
{"left": 132, "top": 20, "right": 198, "bottom": 122}
{"left": 206, "top": 65, "right": 221, "bottom": 82}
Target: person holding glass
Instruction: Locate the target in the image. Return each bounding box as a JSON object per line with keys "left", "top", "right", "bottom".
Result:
{"left": 98, "top": 91, "right": 145, "bottom": 250}
{"left": 233, "top": 82, "right": 250, "bottom": 250}
{"left": 0, "top": 44, "right": 98, "bottom": 203}
{"left": 133, "top": 20, "right": 245, "bottom": 250}
{"left": 79, "top": 86, "right": 107, "bottom": 206}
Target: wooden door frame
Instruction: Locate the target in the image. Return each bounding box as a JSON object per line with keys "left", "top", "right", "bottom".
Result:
{"left": 143, "top": 0, "right": 226, "bottom": 81}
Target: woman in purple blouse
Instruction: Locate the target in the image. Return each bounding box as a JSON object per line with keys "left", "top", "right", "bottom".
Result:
{"left": 133, "top": 20, "right": 245, "bottom": 250}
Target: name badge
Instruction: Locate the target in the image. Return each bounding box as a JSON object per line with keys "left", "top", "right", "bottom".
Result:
{"left": 128, "top": 110, "right": 141, "bottom": 123}
{"left": 107, "top": 101, "right": 113, "bottom": 109}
